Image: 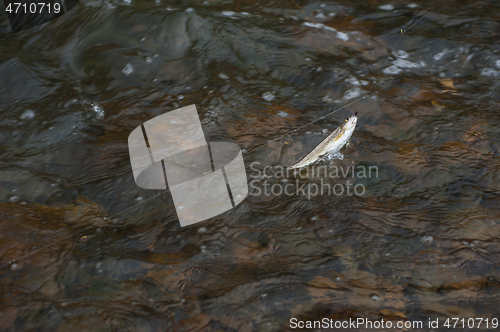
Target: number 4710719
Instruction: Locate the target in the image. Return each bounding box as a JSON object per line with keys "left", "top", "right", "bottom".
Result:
{"left": 444, "top": 318, "right": 499, "bottom": 329}
{"left": 5, "top": 2, "right": 62, "bottom": 14}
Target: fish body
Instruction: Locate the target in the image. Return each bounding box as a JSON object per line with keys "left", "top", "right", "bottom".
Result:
{"left": 289, "top": 113, "right": 358, "bottom": 169}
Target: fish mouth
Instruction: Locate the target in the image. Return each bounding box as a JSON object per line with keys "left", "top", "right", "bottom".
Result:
{"left": 345, "top": 113, "right": 358, "bottom": 127}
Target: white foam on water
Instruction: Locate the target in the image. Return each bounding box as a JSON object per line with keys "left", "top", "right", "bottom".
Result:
{"left": 407, "top": 3, "right": 418, "bottom": 8}
{"left": 322, "top": 94, "right": 334, "bottom": 103}
{"left": 379, "top": 4, "right": 394, "bottom": 10}
{"left": 91, "top": 104, "right": 105, "bottom": 120}
{"left": 315, "top": 12, "right": 326, "bottom": 19}
{"left": 383, "top": 65, "right": 403, "bottom": 74}
{"left": 336, "top": 31, "right": 349, "bottom": 41}
{"left": 218, "top": 73, "right": 228, "bottom": 79}
{"left": 263, "top": 92, "right": 275, "bottom": 101}
{"left": 393, "top": 58, "right": 421, "bottom": 68}
{"left": 346, "top": 77, "right": 361, "bottom": 86}
{"left": 481, "top": 68, "right": 500, "bottom": 77}
{"left": 433, "top": 49, "right": 450, "bottom": 61}
{"left": 302, "top": 22, "right": 349, "bottom": 40}
{"left": 343, "top": 87, "right": 362, "bottom": 100}
{"left": 122, "top": 63, "right": 134, "bottom": 76}
{"left": 277, "top": 111, "right": 288, "bottom": 117}
{"left": 303, "top": 22, "right": 324, "bottom": 29}
{"left": 422, "top": 235, "right": 434, "bottom": 244}
{"left": 394, "top": 50, "right": 409, "bottom": 59}
{"left": 20, "top": 110, "right": 35, "bottom": 120}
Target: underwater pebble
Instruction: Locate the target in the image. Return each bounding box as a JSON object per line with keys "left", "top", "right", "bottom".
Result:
{"left": 218, "top": 73, "right": 229, "bottom": 79}
{"left": 407, "top": 3, "right": 418, "bottom": 8}
{"left": 371, "top": 294, "right": 381, "bottom": 301}
{"left": 10, "top": 263, "right": 18, "bottom": 270}
{"left": 222, "top": 11, "right": 235, "bottom": 16}
{"left": 198, "top": 227, "right": 207, "bottom": 233}
{"left": 263, "top": 92, "right": 275, "bottom": 101}
{"left": 9, "top": 196, "right": 19, "bottom": 202}
{"left": 20, "top": 110, "right": 35, "bottom": 120}
{"left": 277, "top": 111, "right": 288, "bottom": 117}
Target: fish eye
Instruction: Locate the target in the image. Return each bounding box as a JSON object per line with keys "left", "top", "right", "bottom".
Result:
{"left": 345, "top": 118, "right": 349, "bottom": 122}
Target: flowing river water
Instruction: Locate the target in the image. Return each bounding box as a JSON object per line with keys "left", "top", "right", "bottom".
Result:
{"left": 1, "top": 0, "right": 500, "bottom": 331}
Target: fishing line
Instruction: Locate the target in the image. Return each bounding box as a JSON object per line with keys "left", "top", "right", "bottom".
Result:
{"left": 243, "top": 0, "right": 426, "bottom": 158}
{"left": 1, "top": 1, "right": 426, "bottom": 270}
{"left": 242, "top": 97, "right": 365, "bottom": 158}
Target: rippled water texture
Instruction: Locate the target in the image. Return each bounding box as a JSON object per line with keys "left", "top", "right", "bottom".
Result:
{"left": 2, "top": 0, "right": 500, "bottom": 331}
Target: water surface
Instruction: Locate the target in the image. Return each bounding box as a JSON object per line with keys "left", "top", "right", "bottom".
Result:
{"left": 1, "top": 0, "right": 500, "bottom": 331}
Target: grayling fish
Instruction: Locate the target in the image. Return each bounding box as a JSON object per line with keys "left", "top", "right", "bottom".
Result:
{"left": 289, "top": 113, "right": 358, "bottom": 169}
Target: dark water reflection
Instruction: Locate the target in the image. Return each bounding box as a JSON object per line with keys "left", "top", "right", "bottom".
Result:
{"left": 2, "top": 0, "right": 500, "bottom": 330}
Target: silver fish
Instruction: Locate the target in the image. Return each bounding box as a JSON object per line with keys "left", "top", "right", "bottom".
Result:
{"left": 289, "top": 113, "right": 358, "bottom": 169}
